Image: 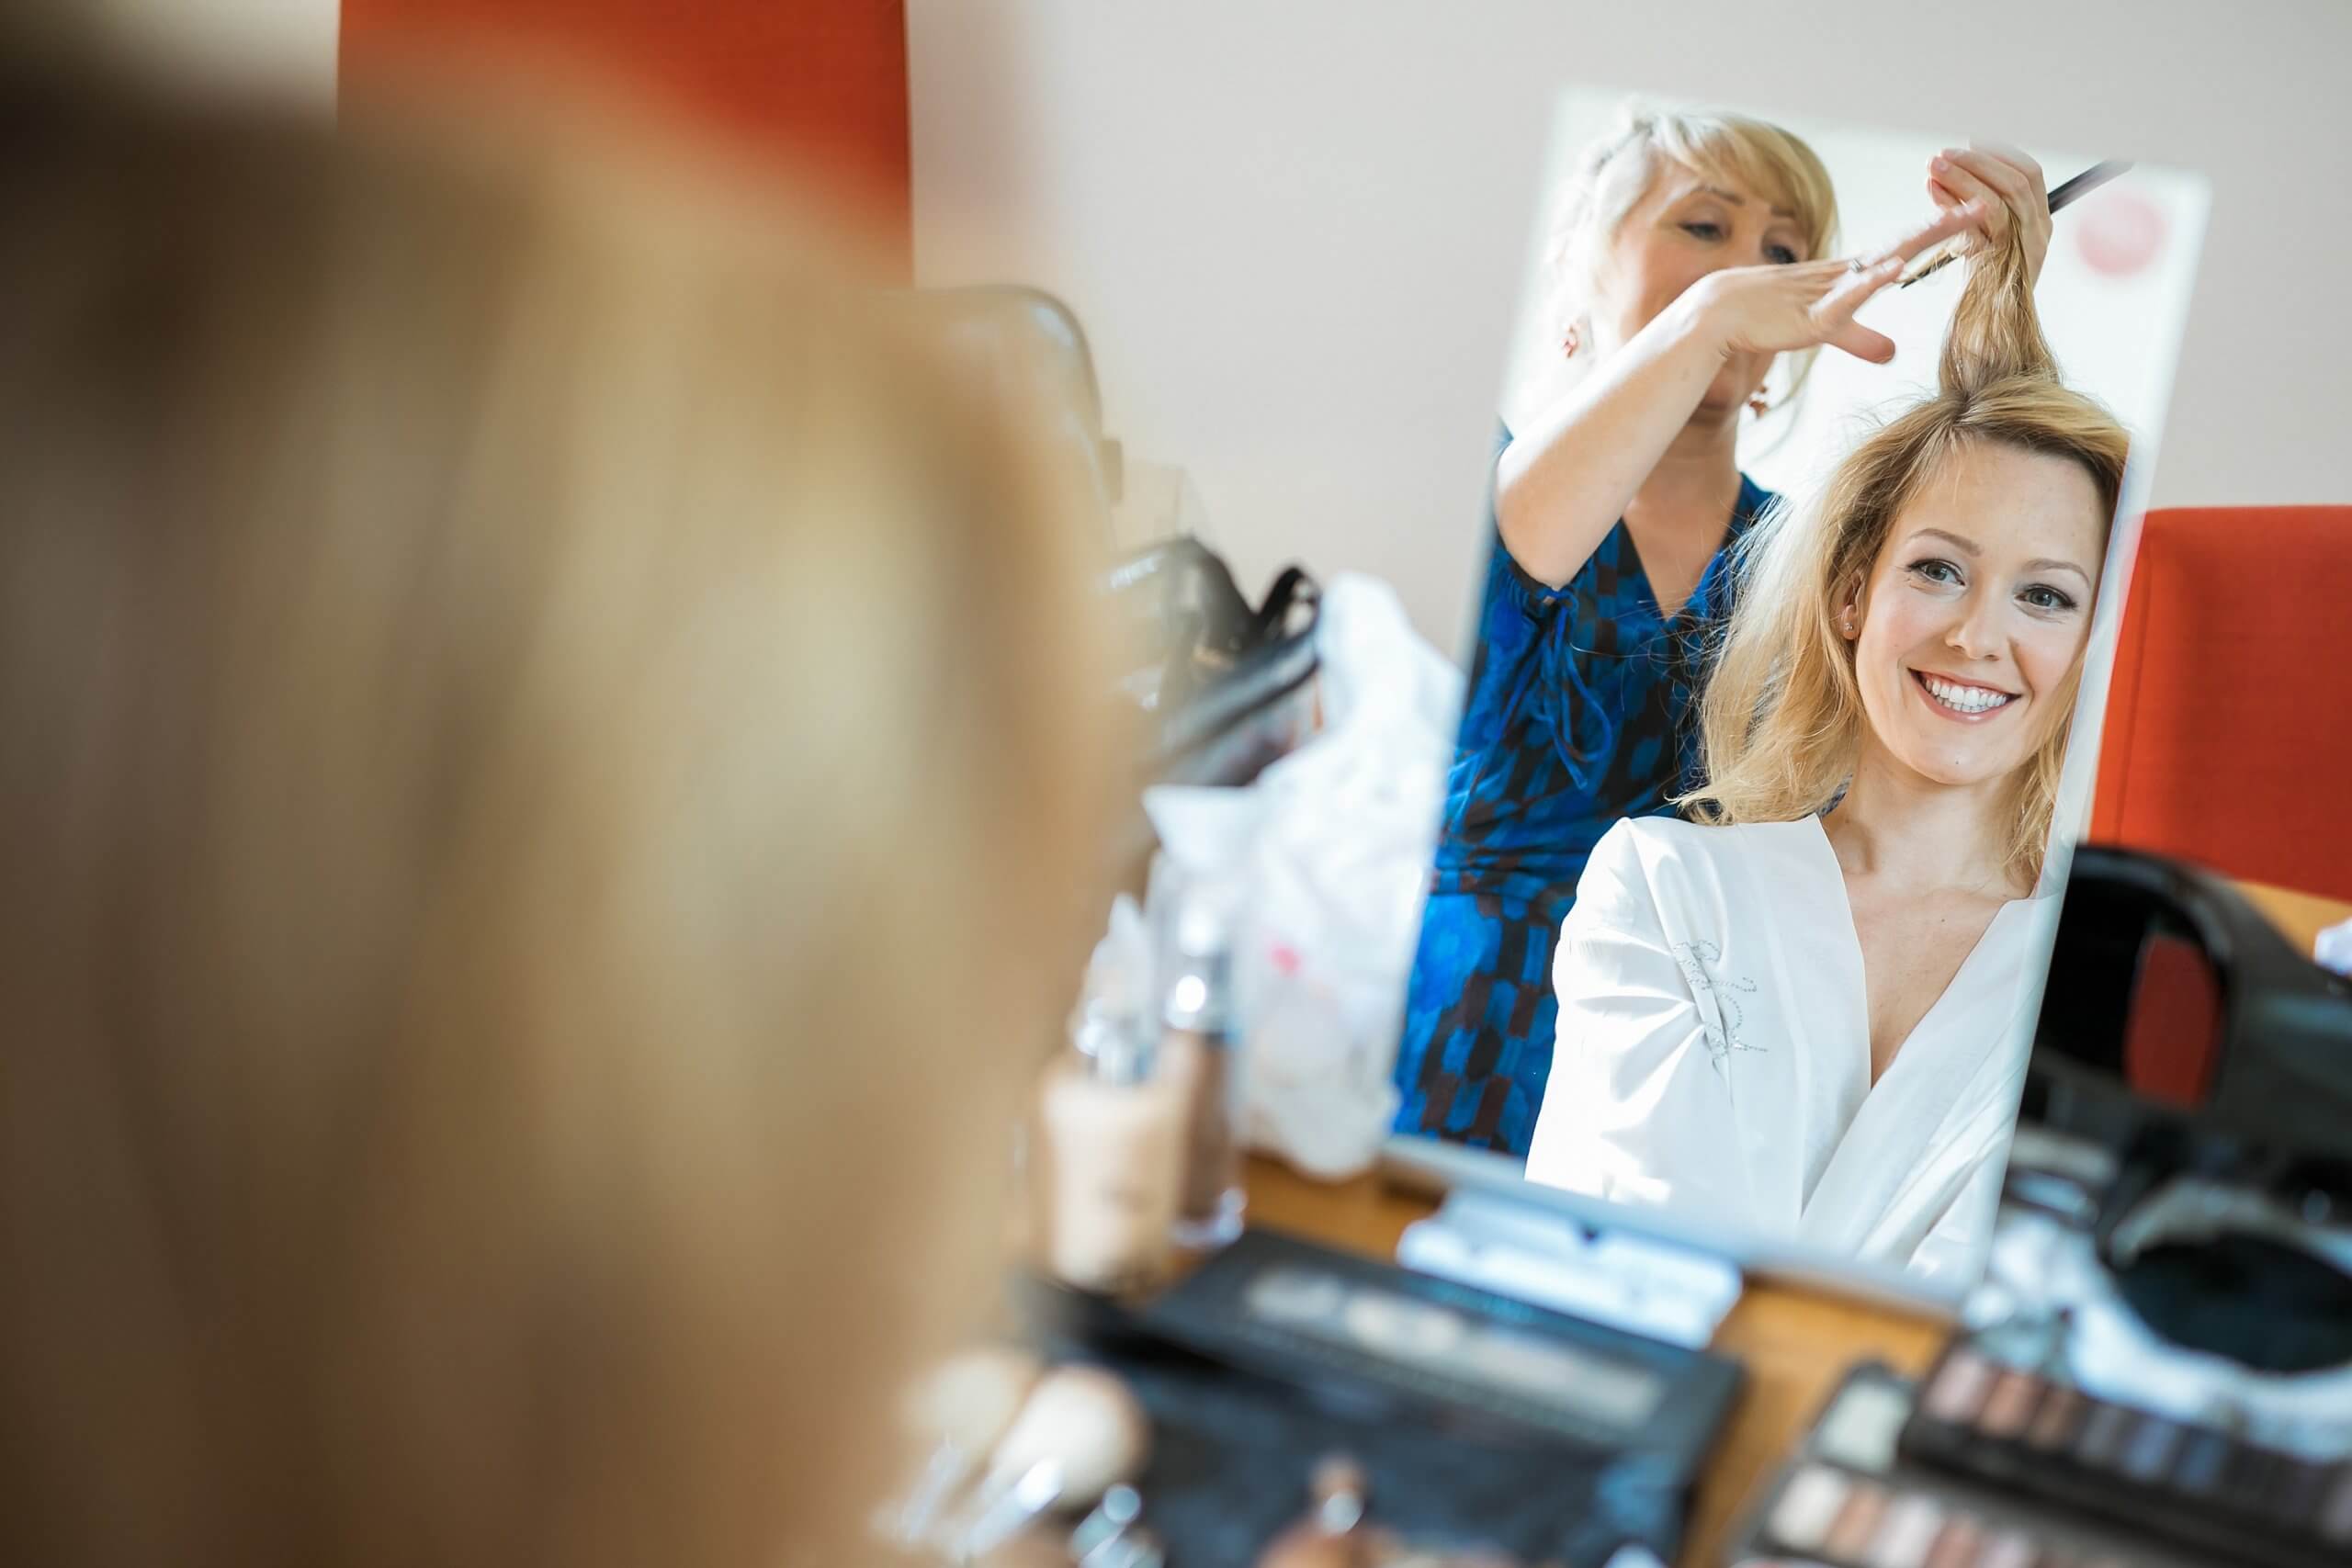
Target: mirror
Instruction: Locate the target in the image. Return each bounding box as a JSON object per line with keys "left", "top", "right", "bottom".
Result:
{"left": 1383, "top": 85, "right": 2210, "bottom": 1289}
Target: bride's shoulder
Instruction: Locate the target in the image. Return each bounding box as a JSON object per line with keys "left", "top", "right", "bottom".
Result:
{"left": 1572, "top": 815, "right": 1829, "bottom": 953}
{"left": 1595, "top": 813, "right": 1817, "bottom": 871}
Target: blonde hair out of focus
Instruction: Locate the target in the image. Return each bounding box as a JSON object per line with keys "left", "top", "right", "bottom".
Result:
{"left": 0, "top": 70, "right": 1119, "bottom": 1568}
{"left": 1681, "top": 211, "right": 2131, "bottom": 890}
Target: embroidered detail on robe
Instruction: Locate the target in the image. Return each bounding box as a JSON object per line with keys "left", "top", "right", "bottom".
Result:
{"left": 1668, "top": 938, "right": 1763, "bottom": 1077}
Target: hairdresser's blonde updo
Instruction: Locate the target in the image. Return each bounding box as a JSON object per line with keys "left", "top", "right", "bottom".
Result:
{"left": 1549, "top": 103, "right": 1840, "bottom": 412}
{"left": 1682, "top": 208, "right": 2131, "bottom": 889}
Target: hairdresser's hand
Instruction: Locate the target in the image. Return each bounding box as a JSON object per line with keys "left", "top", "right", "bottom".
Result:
{"left": 1927, "top": 141, "right": 2052, "bottom": 287}
{"left": 1688, "top": 203, "right": 1980, "bottom": 366}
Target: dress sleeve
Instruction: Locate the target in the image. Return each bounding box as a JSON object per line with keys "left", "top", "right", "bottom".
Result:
{"left": 1524, "top": 825, "right": 1758, "bottom": 1231}
{"left": 1485, "top": 434, "right": 1576, "bottom": 617}
{"left": 1476, "top": 524, "right": 1557, "bottom": 635}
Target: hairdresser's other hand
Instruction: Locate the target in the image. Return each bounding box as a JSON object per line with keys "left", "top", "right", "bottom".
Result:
{"left": 1928, "top": 141, "right": 2052, "bottom": 287}
{"left": 1690, "top": 203, "right": 1980, "bottom": 367}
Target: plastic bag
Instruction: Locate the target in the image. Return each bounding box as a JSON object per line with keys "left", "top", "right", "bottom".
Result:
{"left": 1140, "top": 573, "right": 1461, "bottom": 1179}
{"left": 2318, "top": 915, "right": 2352, "bottom": 977}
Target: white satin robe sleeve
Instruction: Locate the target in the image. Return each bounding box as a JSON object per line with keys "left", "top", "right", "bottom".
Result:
{"left": 1524, "top": 822, "right": 1765, "bottom": 1235}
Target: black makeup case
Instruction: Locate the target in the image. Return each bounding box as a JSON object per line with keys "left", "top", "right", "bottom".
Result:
{"left": 1019, "top": 1227, "right": 1744, "bottom": 1567}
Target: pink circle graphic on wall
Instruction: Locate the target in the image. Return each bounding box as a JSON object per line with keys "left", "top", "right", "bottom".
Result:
{"left": 2074, "top": 186, "right": 2168, "bottom": 277}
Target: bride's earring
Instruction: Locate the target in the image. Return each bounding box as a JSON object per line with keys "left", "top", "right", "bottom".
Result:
{"left": 1839, "top": 607, "right": 1859, "bottom": 638}
{"left": 1560, "top": 320, "right": 1583, "bottom": 360}
{"left": 1748, "top": 388, "right": 1771, "bottom": 417}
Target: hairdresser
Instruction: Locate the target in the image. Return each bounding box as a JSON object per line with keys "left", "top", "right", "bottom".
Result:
{"left": 1395, "top": 108, "right": 2052, "bottom": 1154}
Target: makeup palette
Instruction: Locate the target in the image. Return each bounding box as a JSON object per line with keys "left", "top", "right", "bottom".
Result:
{"left": 1139, "top": 1227, "right": 1741, "bottom": 1461}
{"left": 1731, "top": 1362, "right": 2320, "bottom": 1568}
{"left": 1022, "top": 1228, "right": 1743, "bottom": 1564}
{"left": 1899, "top": 1343, "right": 2352, "bottom": 1568}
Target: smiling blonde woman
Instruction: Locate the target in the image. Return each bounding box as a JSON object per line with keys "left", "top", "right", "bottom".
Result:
{"left": 1524, "top": 207, "right": 2130, "bottom": 1280}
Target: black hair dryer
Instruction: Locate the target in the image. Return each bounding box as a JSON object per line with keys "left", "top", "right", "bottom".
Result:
{"left": 2028, "top": 844, "right": 2352, "bottom": 1371}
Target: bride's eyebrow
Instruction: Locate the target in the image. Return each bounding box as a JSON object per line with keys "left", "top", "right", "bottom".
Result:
{"left": 1909, "top": 527, "right": 2090, "bottom": 585}
{"left": 1906, "top": 527, "right": 1980, "bottom": 556}
{"left": 2023, "top": 557, "right": 2093, "bottom": 585}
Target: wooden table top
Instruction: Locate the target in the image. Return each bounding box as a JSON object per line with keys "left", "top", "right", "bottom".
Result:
{"left": 2236, "top": 876, "right": 2351, "bottom": 957}
{"left": 1243, "top": 876, "right": 2352, "bottom": 1568}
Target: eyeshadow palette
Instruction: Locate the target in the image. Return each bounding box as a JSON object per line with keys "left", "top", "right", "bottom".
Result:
{"left": 1731, "top": 1363, "right": 2284, "bottom": 1568}
{"left": 1137, "top": 1226, "right": 1742, "bottom": 1462}
{"left": 1018, "top": 1228, "right": 1747, "bottom": 1566}
{"left": 1899, "top": 1343, "right": 2352, "bottom": 1568}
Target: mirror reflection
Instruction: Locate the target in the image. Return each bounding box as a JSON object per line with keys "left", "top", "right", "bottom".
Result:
{"left": 1388, "top": 91, "right": 2208, "bottom": 1280}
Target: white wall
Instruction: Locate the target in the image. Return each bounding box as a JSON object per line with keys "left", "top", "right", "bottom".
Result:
{"left": 908, "top": 0, "right": 2352, "bottom": 655}
{"left": 82, "top": 0, "right": 339, "bottom": 106}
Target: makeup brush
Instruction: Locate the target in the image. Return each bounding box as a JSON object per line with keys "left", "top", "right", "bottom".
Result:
{"left": 1900, "top": 159, "right": 2134, "bottom": 288}
{"left": 957, "top": 1365, "right": 1152, "bottom": 1557}
{"left": 1256, "top": 1457, "right": 1392, "bottom": 1568}
{"left": 1069, "top": 1483, "right": 1146, "bottom": 1562}
{"left": 887, "top": 1344, "right": 1045, "bottom": 1546}
{"left": 1079, "top": 1523, "right": 1168, "bottom": 1568}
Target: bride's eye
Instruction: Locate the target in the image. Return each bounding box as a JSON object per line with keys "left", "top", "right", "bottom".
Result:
{"left": 1907, "top": 558, "right": 1963, "bottom": 586}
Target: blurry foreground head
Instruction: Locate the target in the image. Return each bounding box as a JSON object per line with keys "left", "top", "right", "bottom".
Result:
{"left": 0, "top": 69, "right": 1116, "bottom": 1568}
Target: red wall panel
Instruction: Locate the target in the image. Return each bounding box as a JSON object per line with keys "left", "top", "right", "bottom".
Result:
{"left": 2090, "top": 506, "right": 2352, "bottom": 900}
{"left": 341, "top": 0, "right": 910, "bottom": 270}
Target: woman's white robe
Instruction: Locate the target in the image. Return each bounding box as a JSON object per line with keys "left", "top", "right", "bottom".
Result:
{"left": 1524, "top": 815, "right": 2045, "bottom": 1280}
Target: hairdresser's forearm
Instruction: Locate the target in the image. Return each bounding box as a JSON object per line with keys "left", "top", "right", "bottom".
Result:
{"left": 1494, "top": 293, "right": 1731, "bottom": 589}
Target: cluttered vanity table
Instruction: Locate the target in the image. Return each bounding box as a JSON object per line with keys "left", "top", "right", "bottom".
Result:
{"left": 887, "top": 847, "right": 2351, "bottom": 1567}
{"left": 1244, "top": 1156, "right": 1941, "bottom": 1568}
{"left": 1239, "top": 875, "right": 2352, "bottom": 1568}
{"left": 899, "top": 104, "right": 2352, "bottom": 1564}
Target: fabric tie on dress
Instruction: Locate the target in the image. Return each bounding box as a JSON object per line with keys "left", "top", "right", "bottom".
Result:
{"left": 1507, "top": 600, "right": 1618, "bottom": 798}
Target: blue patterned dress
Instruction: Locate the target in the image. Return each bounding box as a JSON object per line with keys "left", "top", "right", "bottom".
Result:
{"left": 1393, "top": 427, "right": 1775, "bottom": 1155}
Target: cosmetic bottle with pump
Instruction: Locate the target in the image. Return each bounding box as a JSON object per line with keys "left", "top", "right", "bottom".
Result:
{"left": 1034, "top": 1000, "right": 1183, "bottom": 1295}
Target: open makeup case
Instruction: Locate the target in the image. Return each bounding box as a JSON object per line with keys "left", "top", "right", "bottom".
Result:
{"left": 1014, "top": 1227, "right": 1743, "bottom": 1566}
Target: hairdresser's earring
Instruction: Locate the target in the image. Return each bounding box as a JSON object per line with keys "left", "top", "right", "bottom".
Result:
{"left": 1747, "top": 388, "right": 1771, "bottom": 417}
{"left": 1560, "top": 321, "right": 1582, "bottom": 360}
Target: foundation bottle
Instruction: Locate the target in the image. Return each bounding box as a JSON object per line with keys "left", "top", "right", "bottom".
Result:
{"left": 1034, "top": 1002, "right": 1183, "bottom": 1294}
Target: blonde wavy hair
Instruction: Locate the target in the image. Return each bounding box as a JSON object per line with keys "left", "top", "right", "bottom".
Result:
{"left": 1680, "top": 215, "right": 2131, "bottom": 890}
{"left": 0, "top": 73, "right": 1116, "bottom": 1568}
{"left": 1550, "top": 101, "right": 1840, "bottom": 414}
